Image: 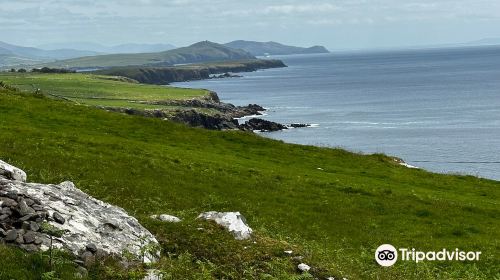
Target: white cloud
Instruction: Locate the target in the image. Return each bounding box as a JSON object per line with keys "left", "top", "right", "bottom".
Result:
{"left": 1, "top": 0, "right": 500, "bottom": 48}
{"left": 262, "top": 3, "right": 343, "bottom": 15}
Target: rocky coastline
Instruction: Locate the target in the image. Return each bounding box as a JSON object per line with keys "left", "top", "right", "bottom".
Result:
{"left": 103, "top": 91, "right": 311, "bottom": 132}
{"left": 94, "top": 59, "right": 286, "bottom": 85}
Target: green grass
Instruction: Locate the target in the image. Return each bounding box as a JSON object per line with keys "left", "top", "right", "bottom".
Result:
{"left": 0, "top": 88, "right": 499, "bottom": 279}
{"left": 0, "top": 72, "right": 208, "bottom": 110}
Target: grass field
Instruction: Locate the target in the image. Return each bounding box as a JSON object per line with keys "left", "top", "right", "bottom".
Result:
{"left": 0, "top": 85, "right": 499, "bottom": 279}
{"left": 0, "top": 72, "right": 208, "bottom": 110}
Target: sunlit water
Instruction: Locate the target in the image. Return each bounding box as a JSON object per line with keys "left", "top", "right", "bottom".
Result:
{"left": 174, "top": 46, "right": 500, "bottom": 180}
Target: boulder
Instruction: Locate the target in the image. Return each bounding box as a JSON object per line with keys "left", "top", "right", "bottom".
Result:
{"left": 0, "top": 197, "right": 18, "bottom": 208}
{"left": 288, "top": 123, "right": 311, "bottom": 128}
{"left": 86, "top": 243, "right": 98, "bottom": 253}
{"left": 23, "top": 230, "right": 36, "bottom": 244}
{"left": 0, "top": 160, "right": 27, "bottom": 182}
{"left": 18, "top": 199, "right": 36, "bottom": 216}
{"left": 52, "top": 212, "right": 65, "bottom": 224}
{"left": 150, "top": 214, "right": 181, "bottom": 223}
{"left": 5, "top": 229, "right": 17, "bottom": 242}
{"left": 298, "top": 263, "right": 311, "bottom": 272}
{"left": 240, "top": 118, "right": 287, "bottom": 132}
{"left": 0, "top": 160, "right": 159, "bottom": 263}
{"left": 197, "top": 211, "right": 253, "bottom": 240}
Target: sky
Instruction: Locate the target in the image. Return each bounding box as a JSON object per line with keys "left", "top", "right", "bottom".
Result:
{"left": 2, "top": 0, "right": 500, "bottom": 50}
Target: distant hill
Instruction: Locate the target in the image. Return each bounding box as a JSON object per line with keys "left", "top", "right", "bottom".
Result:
{"left": 43, "top": 41, "right": 256, "bottom": 69}
{"left": 0, "top": 41, "right": 99, "bottom": 60}
{"left": 224, "top": 40, "right": 329, "bottom": 56}
{"left": 38, "top": 42, "right": 176, "bottom": 54}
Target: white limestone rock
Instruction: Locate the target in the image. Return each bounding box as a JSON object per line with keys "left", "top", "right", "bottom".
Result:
{"left": 0, "top": 160, "right": 159, "bottom": 263}
{"left": 197, "top": 211, "right": 253, "bottom": 240}
{"left": 298, "top": 263, "right": 311, "bottom": 272}
{"left": 150, "top": 214, "right": 181, "bottom": 223}
{"left": 0, "top": 160, "right": 27, "bottom": 182}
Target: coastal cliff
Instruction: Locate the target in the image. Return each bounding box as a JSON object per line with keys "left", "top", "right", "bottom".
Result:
{"left": 94, "top": 59, "right": 286, "bottom": 84}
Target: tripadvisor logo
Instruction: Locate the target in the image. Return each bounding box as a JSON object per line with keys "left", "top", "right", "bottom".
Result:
{"left": 375, "top": 244, "right": 481, "bottom": 267}
{"left": 375, "top": 244, "right": 398, "bottom": 267}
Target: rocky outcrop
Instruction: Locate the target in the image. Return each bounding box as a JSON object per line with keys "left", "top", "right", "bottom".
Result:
{"left": 170, "top": 110, "right": 241, "bottom": 130}
{"left": 0, "top": 160, "right": 159, "bottom": 263}
{"left": 197, "top": 211, "right": 253, "bottom": 240}
{"left": 210, "top": 72, "right": 242, "bottom": 79}
{"left": 240, "top": 118, "right": 288, "bottom": 132}
{"left": 140, "top": 96, "right": 264, "bottom": 118}
{"left": 101, "top": 91, "right": 297, "bottom": 132}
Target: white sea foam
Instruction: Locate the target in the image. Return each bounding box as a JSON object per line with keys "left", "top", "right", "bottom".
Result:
{"left": 235, "top": 112, "right": 268, "bottom": 120}
{"left": 400, "top": 162, "right": 419, "bottom": 169}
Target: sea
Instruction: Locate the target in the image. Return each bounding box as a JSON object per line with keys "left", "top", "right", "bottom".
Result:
{"left": 174, "top": 46, "right": 500, "bottom": 181}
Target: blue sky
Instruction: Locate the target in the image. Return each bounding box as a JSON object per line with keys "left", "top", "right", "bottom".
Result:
{"left": 2, "top": 0, "right": 500, "bottom": 50}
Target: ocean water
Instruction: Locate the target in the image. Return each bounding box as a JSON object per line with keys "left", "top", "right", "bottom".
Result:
{"left": 174, "top": 46, "right": 500, "bottom": 181}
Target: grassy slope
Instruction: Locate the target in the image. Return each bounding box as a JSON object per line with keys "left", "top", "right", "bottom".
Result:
{"left": 43, "top": 41, "right": 255, "bottom": 69}
{"left": 0, "top": 72, "right": 208, "bottom": 110}
{"left": 0, "top": 89, "right": 498, "bottom": 279}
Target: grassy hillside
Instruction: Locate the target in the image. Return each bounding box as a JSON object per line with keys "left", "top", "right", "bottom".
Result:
{"left": 0, "top": 54, "right": 43, "bottom": 68}
{"left": 43, "top": 41, "right": 255, "bottom": 69}
{"left": 0, "top": 87, "right": 498, "bottom": 279}
{"left": 0, "top": 72, "right": 208, "bottom": 110}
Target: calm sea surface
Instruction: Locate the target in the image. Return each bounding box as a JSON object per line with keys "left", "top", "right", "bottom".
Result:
{"left": 174, "top": 46, "right": 500, "bottom": 180}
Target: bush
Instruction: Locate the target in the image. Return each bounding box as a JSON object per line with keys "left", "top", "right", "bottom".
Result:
{"left": 31, "top": 67, "right": 76, "bottom": 74}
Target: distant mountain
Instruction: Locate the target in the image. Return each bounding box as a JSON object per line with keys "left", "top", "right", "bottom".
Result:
{"left": 0, "top": 47, "right": 13, "bottom": 56}
{"left": 0, "top": 41, "right": 99, "bottom": 60}
{"left": 224, "top": 40, "right": 330, "bottom": 56}
{"left": 38, "top": 42, "right": 176, "bottom": 54}
{"left": 44, "top": 41, "right": 256, "bottom": 69}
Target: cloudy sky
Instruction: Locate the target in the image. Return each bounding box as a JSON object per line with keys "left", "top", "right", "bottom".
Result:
{"left": 2, "top": 0, "right": 500, "bottom": 50}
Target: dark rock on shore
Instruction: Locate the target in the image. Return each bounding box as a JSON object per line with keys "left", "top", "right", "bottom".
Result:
{"left": 101, "top": 91, "right": 301, "bottom": 132}
{"left": 210, "top": 72, "right": 243, "bottom": 79}
{"left": 240, "top": 118, "right": 288, "bottom": 132}
{"left": 288, "top": 123, "right": 311, "bottom": 128}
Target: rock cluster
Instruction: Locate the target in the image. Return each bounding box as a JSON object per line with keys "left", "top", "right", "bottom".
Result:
{"left": 0, "top": 160, "right": 159, "bottom": 264}
{"left": 101, "top": 90, "right": 294, "bottom": 132}
{"left": 0, "top": 189, "right": 49, "bottom": 252}
{"left": 210, "top": 72, "right": 242, "bottom": 79}
{"left": 240, "top": 118, "right": 288, "bottom": 132}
